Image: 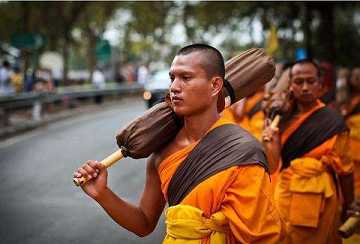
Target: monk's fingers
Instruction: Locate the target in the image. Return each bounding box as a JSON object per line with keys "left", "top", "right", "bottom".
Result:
{"left": 73, "top": 171, "right": 82, "bottom": 178}
{"left": 87, "top": 161, "right": 101, "bottom": 176}
{"left": 82, "top": 163, "right": 98, "bottom": 178}
{"left": 77, "top": 167, "right": 92, "bottom": 179}
{"left": 87, "top": 160, "right": 102, "bottom": 172}
{"left": 262, "top": 129, "right": 272, "bottom": 139}
{"left": 271, "top": 127, "right": 280, "bottom": 136}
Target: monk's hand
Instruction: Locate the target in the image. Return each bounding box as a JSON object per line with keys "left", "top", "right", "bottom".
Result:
{"left": 262, "top": 118, "right": 280, "bottom": 144}
{"left": 346, "top": 199, "right": 360, "bottom": 219}
{"left": 262, "top": 119, "right": 281, "bottom": 173}
{"left": 74, "top": 160, "right": 108, "bottom": 200}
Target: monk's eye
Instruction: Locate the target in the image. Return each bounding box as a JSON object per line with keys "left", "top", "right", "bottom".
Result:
{"left": 293, "top": 79, "right": 303, "bottom": 85}
{"left": 183, "top": 76, "right": 191, "bottom": 82}
{"left": 306, "top": 78, "right": 318, "bottom": 85}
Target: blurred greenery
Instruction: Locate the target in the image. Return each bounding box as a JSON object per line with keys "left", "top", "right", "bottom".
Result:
{"left": 0, "top": 1, "right": 359, "bottom": 84}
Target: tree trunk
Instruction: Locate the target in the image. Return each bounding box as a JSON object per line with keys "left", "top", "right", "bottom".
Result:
{"left": 316, "top": 3, "right": 335, "bottom": 62}
{"left": 303, "top": 3, "right": 312, "bottom": 58}
{"left": 87, "top": 32, "right": 97, "bottom": 83}
{"left": 62, "top": 35, "right": 70, "bottom": 86}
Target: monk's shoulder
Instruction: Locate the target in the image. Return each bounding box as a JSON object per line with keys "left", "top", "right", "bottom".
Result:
{"left": 152, "top": 129, "right": 189, "bottom": 169}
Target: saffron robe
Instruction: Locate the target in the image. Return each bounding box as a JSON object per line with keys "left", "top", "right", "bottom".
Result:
{"left": 274, "top": 100, "right": 353, "bottom": 244}
{"left": 345, "top": 95, "right": 360, "bottom": 197}
{"left": 158, "top": 116, "right": 284, "bottom": 243}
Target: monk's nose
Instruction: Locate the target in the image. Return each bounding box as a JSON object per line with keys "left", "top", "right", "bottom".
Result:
{"left": 170, "top": 78, "right": 181, "bottom": 94}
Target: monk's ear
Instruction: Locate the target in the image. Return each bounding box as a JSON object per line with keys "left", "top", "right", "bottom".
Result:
{"left": 211, "top": 77, "right": 223, "bottom": 98}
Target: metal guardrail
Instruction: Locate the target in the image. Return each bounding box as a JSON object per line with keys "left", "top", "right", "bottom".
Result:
{"left": 0, "top": 83, "right": 144, "bottom": 125}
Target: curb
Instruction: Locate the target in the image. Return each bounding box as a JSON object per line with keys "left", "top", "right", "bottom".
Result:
{"left": 0, "top": 95, "right": 141, "bottom": 140}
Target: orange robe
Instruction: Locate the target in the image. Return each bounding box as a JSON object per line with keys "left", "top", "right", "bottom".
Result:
{"left": 158, "top": 116, "right": 284, "bottom": 243}
{"left": 346, "top": 96, "right": 360, "bottom": 197}
{"left": 274, "top": 100, "right": 353, "bottom": 243}
{"left": 239, "top": 91, "right": 264, "bottom": 134}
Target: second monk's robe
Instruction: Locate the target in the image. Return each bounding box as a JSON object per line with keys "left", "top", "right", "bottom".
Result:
{"left": 158, "top": 116, "right": 284, "bottom": 244}
{"left": 345, "top": 95, "right": 360, "bottom": 197}
{"left": 274, "top": 100, "right": 353, "bottom": 244}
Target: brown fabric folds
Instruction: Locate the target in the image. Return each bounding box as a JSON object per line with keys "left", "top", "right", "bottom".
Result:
{"left": 224, "top": 48, "right": 275, "bottom": 103}
{"left": 167, "top": 124, "right": 269, "bottom": 206}
{"left": 116, "top": 100, "right": 182, "bottom": 159}
{"left": 281, "top": 107, "right": 348, "bottom": 170}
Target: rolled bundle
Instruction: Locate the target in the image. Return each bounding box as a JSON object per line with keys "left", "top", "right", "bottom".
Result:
{"left": 224, "top": 48, "right": 275, "bottom": 103}
{"left": 271, "top": 68, "right": 291, "bottom": 94}
{"left": 116, "top": 98, "right": 182, "bottom": 159}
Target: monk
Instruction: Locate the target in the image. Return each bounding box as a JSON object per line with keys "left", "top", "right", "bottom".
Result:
{"left": 74, "top": 44, "right": 284, "bottom": 243}
{"left": 224, "top": 63, "right": 285, "bottom": 141}
{"left": 341, "top": 68, "right": 360, "bottom": 198}
{"left": 224, "top": 89, "right": 265, "bottom": 140}
{"left": 262, "top": 59, "right": 354, "bottom": 243}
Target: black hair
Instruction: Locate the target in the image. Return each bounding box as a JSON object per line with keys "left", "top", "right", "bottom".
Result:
{"left": 289, "top": 58, "right": 321, "bottom": 80}
{"left": 177, "top": 43, "right": 225, "bottom": 79}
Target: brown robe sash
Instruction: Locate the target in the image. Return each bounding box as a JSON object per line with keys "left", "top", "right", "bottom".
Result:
{"left": 167, "top": 124, "right": 269, "bottom": 206}
{"left": 281, "top": 106, "right": 348, "bottom": 170}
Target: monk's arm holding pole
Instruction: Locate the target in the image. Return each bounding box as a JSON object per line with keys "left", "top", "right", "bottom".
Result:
{"left": 73, "top": 154, "right": 166, "bottom": 237}
{"left": 262, "top": 118, "right": 281, "bottom": 173}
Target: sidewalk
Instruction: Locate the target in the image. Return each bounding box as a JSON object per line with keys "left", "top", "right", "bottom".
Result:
{"left": 0, "top": 99, "right": 132, "bottom": 140}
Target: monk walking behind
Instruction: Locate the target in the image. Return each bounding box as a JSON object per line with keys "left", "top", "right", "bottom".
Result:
{"left": 74, "top": 44, "right": 284, "bottom": 243}
{"left": 263, "top": 59, "right": 355, "bottom": 243}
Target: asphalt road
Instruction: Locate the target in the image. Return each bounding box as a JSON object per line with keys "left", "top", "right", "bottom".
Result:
{"left": 0, "top": 97, "right": 165, "bottom": 244}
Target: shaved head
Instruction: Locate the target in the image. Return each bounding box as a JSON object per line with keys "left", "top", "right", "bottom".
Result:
{"left": 176, "top": 44, "right": 225, "bottom": 80}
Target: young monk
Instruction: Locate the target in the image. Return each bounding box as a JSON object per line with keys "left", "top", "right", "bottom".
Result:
{"left": 262, "top": 59, "right": 354, "bottom": 243}
{"left": 341, "top": 68, "right": 360, "bottom": 198}
{"left": 74, "top": 44, "right": 284, "bottom": 243}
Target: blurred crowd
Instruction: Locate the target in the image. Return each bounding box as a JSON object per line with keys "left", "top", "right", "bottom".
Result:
{"left": 0, "top": 59, "right": 150, "bottom": 97}
{"left": 0, "top": 60, "right": 55, "bottom": 95}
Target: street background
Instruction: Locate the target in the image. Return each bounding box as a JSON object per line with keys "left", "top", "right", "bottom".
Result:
{"left": 0, "top": 97, "right": 165, "bottom": 244}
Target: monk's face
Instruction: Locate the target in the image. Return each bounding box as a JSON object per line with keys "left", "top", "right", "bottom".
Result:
{"left": 290, "top": 62, "right": 322, "bottom": 105}
{"left": 350, "top": 68, "right": 360, "bottom": 89}
{"left": 169, "top": 52, "right": 216, "bottom": 116}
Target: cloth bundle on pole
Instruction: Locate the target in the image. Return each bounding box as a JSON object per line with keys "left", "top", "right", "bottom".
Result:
{"left": 223, "top": 48, "right": 275, "bottom": 103}
{"left": 116, "top": 48, "right": 275, "bottom": 159}
{"left": 117, "top": 98, "right": 183, "bottom": 159}
{"left": 74, "top": 48, "right": 275, "bottom": 186}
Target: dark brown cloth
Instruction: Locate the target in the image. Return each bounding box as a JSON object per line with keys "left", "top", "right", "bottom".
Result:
{"left": 281, "top": 107, "right": 348, "bottom": 170}
{"left": 167, "top": 124, "right": 269, "bottom": 206}
{"left": 116, "top": 100, "right": 182, "bottom": 159}
{"left": 224, "top": 48, "right": 275, "bottom": 104}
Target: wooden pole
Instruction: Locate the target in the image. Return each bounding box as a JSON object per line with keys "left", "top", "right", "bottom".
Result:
{"left": 73, "top": 149, "right": 124, "bottom": 186}
{"left": 263, "top": 114, "right": 281, "bottom": 142}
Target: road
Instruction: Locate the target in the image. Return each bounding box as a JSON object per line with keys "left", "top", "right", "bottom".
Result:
{"left": 0, "top": 97, "right": 165, "bottom": 244}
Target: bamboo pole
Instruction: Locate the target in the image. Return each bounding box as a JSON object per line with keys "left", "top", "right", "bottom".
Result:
{"left": 73, "top": 149, "right": 124, "bottom": 186}
{"left": 338, "top": 215, "right": 360, "bottom": 238}
{"left": 263, "top": 114, "right": 281, "bottom": 142}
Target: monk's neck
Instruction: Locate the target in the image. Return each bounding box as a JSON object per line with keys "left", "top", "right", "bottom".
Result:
{"left": 296, "top": 100, "right": 318, "bottom": 114}
{"left": 183, "top": 110, "right": 220, "bottom": 143}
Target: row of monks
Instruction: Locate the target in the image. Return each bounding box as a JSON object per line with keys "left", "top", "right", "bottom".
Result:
{"left": 220, "top": 63, "right": 360, "bottom": 243}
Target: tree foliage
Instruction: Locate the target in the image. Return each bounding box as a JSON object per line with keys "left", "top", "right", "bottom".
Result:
{"left": 0, "top": 1, "right": 359, "bottom": 82}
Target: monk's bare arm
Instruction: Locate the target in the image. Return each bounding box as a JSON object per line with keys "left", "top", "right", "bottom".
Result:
{"left": 94, "top": 154, "right": 166, "bottom": 237}
{"left": 262, "top": 121, "right": 281, "bottom": 173}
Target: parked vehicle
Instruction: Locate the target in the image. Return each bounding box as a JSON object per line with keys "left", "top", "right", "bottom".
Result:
{"left": 143, "top": 69, "right": 170, "bottom": 108}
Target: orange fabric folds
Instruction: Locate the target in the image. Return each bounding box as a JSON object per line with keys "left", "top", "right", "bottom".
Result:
{"left": 158, "top": 117, "right": 284, "bottom": 243}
